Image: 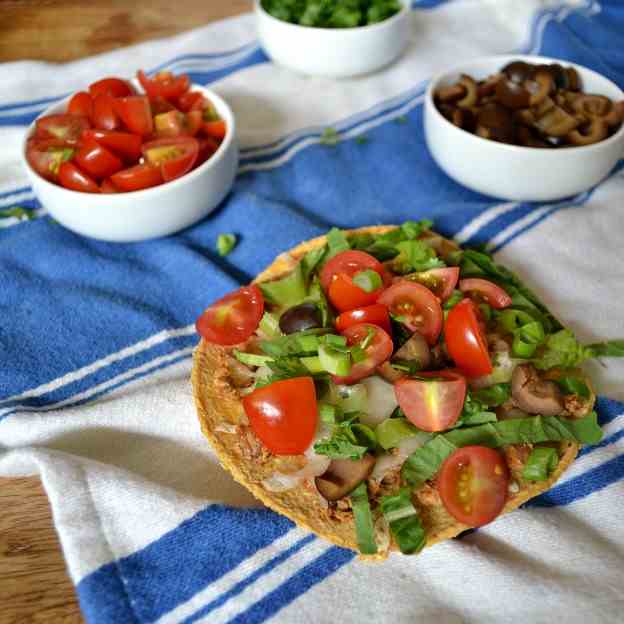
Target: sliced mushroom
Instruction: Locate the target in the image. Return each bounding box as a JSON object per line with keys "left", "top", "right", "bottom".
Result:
{"left": 567, "top": 119, "right": 608, "bottom": 145}
{"left": 477, "top": 102, "right": 515, "bottom": 143}
{"left": 534, "top": 104, "right": 579, "bottom": 137}
{"left": 511, "top": 364, "right": 565, "bottom": 416}
{"left": 435, "top": 83, "right": 467, "bottom": 103}
{"left": 502, "top": 61, "right": 534, "bottom": 84}
{"left": 604, "top": 102, "right": 624, "bottom": 127}
{"left": 525, "top": 69, "right": 554, "bottom": 106}
{"left": 514, "top": 108, "right": 535, "bottom": 126}
{"left": 572, "top": 94, "right": 613, "bottom": 118}
{"left": 496, "top": 78, "right": 531, "bottom": 109}
{"left": 516, "top": 125, "right": 551, "bottom": 148}
{"left": 393, "top": 330, "right": 431, "bottom": 369}
{"left": 566, "top": 66, "right": 581, "bottom": 91}
{"left": 455, "top": 75, "right": 479, "bottom": 109}
{"left": 315, "top": 454, "right": 376, "bottom": 502}
{"left": 548, "top": 63, "right": 570, "bottom": 90}
{"left": 478, "top": 73, "right": 503, "bottom": 98}
{"left": 532, "top": 95, "right": 556, "bottom": 117}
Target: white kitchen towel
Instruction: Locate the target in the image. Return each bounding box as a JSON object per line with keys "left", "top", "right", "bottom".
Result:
{"left": 1, "top": 1, "right": 623, "bottom": 623}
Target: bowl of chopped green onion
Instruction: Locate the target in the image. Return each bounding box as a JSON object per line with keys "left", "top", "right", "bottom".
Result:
{"left": 256, "top": 0, "right": 411, "bottom": 78}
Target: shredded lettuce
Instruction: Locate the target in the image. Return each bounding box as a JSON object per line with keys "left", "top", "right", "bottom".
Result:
{"left": 375, "top": 417, "right": 422, "bottom": 450}
{"left": 380, "top": 488, "right": 426, "bottom": 555}
{"left": 259, "top": 262, "right": 307, "bottom": 308}
{"left": 453, "top": 391, "right": 498, "bottom": 428}
{"left": 350, "top": 482, "right": 378, "bottom": 555}
{"left": 394, "top": 240, "right": 446, "bottom": 274}
{"left": 522, "top": 447, "right": 559, "bottom": 482}
{"left": 314, "top": 417, "right": 377, "bottom": 460}
{"left": 471, "top": 383, "right": 511, "bottom": 407}
{"left": 326, "top": 227, "right": 350, "bottom": 259}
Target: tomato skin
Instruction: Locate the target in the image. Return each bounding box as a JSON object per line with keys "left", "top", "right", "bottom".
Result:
{"left": 142, "top": 137, "right": 199, "bottom": 182}
{"left": 335, "top": 304, "right": 391, "bottom": 335}
{"left": 89, "top": 77, "right": 133, "bottom": 98}
{"left": 394, "top": 370, "right": 467, "bottom": 432}
{"left": 185, "top": 110, "right": 203, "bottom": 136}
{"left": 459, "top": 278, "right": 512, "bottom": 309}
{"left": 332, "top": 323, "right": 393, "bottom": 385}
{"left": 328, "top": 273, "right": 383, "bottom": 313}
{"left": 437, "top": 446, "right": 509, "bottom": 527}
{"left": 138, "top": 70, "right": 190, "bottom": 100}
{"left": 92, "top": 94, "right": 120, "bottom": 131}
{"left": 150, "top": 96, "right": 177, "bottom": 116}
{"left": 100, "top": 178, "right": 118, "bottom": 193}
{"left": 243, "top": 377, "right": 318, "bottom": 455}
{"left": 196, "top": 137, "right": 220, "bottom": 166}
{"left": 445, "top": 299, "right": 492, "bottom": 377}
{"left": 68, "top": 92, "right": 93, "bottom": 118}
{"left": 26, "top": 138, "right": 75, "bottom": 181}
{"left": 34, "top": 113, "right": 90, "bottom": 143}
{"left": 110, "top": 163, "right": 163, "bottom": 192}
{"left": 195, "top": 284, "right": 264, "bottom": 346}
{"left": 113, "top": 96, "right": 154, "bottom": 136}
{"left": 403, "top": 267, "right": 460, "bottom": 302}
{"left": 378, "top": 281, "right": 443, "bottom": 345}
{"left": 74, "top": 139, "right": 123, "bottom": 179}
{"left": 320, "top": 250, "right": 384, "bottom": 291}
{"left": 58, "top": 162, "right": 100, "bottom": 193}
{"left": 82, "top": 129, "right": 142, "bottom": 162}
{"left": 202, "top": 119, "right": 227, "bottom": 140}
{"left": 177, "top": 90, "right": 205, "bottom": 112}
{"left": 153, "top": 110, "right": 186, "bottom": 138}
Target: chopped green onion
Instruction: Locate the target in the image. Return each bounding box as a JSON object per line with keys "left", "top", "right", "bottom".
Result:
{"left": 443, "top": 290, "right": 464, "bottom": 310}
{"left": 359, "top": 326, "right": 377, "bottom": 351}
{"left": 522, "top": 447, "right": 559, "bottom": 481}
{"left": 320, "top": 127, "right": 340, "bottom": 146}
{"left": 300, "top": 355, "right": 324, "bottom": 374}
{"left": 296, "top": 333, "right": 320, "bottom": 352}
{"left": 259, "top": 263, "right": 307, "bottom": 308}
{"left": 319, "top": 402, "right": 338, "bottom": 425}
{"left": 350, "top": 346, "right": 367, "bottom": 363}
{"left": 478, "top": 303, "right": 492, "bottom": 322}
{"left": 498, "top": 308, "right": 535, "bottom": 333}
{"left": 318, "top": 344, "right": 351, "bottom": 376}
{"left": 216, "top": 233, "right": 237, "bottom": 256}
{"left": 380, "top": 488, "right": 426, "bottom": 555}
{"left": 350, "top": 482, "right": 377, "bottom": 555}
{"left": 352, "top": 269, "right": 382, "bottom": 293}
{"left": 233, "top": 350, "right": 274, "bottom": 367}
{"left": 512, "top": 335, "right": 538, "bottom": 358}
{"left": 259, "top": 312, "right": 282, "bottom": 338}
{"left": 322, "top": 334, "right": 348, "bottom": 349}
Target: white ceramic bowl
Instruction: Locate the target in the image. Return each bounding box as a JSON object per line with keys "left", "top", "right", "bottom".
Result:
{"left": 22, "top": 83, "right": 238, "bottom": 242}
{"left": 255, "top": 0, "right": 410, "bottom": 78}
{"left": 424, "top": 55, "right": 624, "bottom": 202}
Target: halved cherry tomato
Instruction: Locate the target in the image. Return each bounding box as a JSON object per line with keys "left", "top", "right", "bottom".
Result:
{"left": 243, "top": 377, "right": 317, "bottom": 455}
{"left": 113, "top": 96, "right": 153, "bottom": 136}
{"left": 378, "top": 281, "right": 442, "bottom": 345}
{"left": 196, "top": 137, "right": 220, "bottom": 166}
{"left": 74, "top": 139, "right": 123, "bottom": 179}
{"left": 459, "top": 278, "right": 512, "bottom": 309}
{"left": 68, "top": 91, "right": 93, "bottom": 118}
{"left": 150, "top": 96, "right": 177, "bottom": 116}
{"left": 137, "top": 70, "right": 190, "bottom": 100}
{"left": 437, "top": 446, "right": 509, "bottom": 527}
{"left": 34, "top": 114, "right": 90, "bottom": 143}
{"left": 58, "top": 162, "right": 100, "bottom": 193}
{"left": 82, "top": 129, "right": 142, "bottom": 162}
{"left": 26, "top": 138, "right": 75, "bottom": 181}
{"left": 335, "top": 304, "right": 391, "bottom": 335}
{"left": 89, "top": 77, "right": 133, "bottom": 98}
{"left": 185, "top": 110, "right": 203, "bottom": 136}
{"left": 402, "top": 267, "right": 460, "bottom": 302}
{"left": 328, "top": 273, "right": 382, "bottom": 313}
{"left": 395, "top": 370, "right": 467, "bottom": 432}
{"left": 92, "top": 94, "right": 120, "bottom": 131}
{"left": 177, "top": 90, "right": 205, "bottom": 112}
{"left": 195, "top": 284, "right": 264, "bottom": 346}
{"left": 332, "top": 323, "right": 393, "bottom": 385}
{"left": 142, "top": 137, "right": 199, "bottom": 182}
{"left": 110, "top": 163, "right": 163, "bottom": 192}
{"left": 100, "top": 178, "right": 118, "bottom": 193}
{"left": 153, "top": 110, "right": 186, "bottom": 137}
{"left": 201, "top": 119, "right": 227, "bottom": 140}
{"left": 445, "top": 298, "right": 492, "bottom": 377}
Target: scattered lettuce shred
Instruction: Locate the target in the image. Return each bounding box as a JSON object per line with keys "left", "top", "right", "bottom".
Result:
{"left": 350, "top": 482, "right": 378, "bottom": 555}
{"left": 314, "top": 415, "right": 377, "bottom": 460}
{"left": 522, "top": 447, "right": 559, "bottom": 482}
{"left": 380, "top": 488, "right": 426, "bottom": 554}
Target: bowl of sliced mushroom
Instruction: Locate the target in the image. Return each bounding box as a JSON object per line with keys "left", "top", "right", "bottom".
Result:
{"left": 424, "top": 55, "right": 624, "bottom": 201}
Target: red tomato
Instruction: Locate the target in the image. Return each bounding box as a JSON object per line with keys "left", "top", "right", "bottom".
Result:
{"left": 26, "top": 138, "right": 75, "bottom": 181}
{"left": 459, "top": 278, "right": 512, "bottom": 309}
{"left": 437, "top": 446, "right": 509, "bottom": 527}
{"left": 335, "top": 304, "right": 391, "bottom": 335}
{"left": 137, "top": 70, "right": 190, "bottom": 100}
{"left": 92, "top": 94, "right": 120, "bottom": 131}
{"left": 394, "top": 370, "right": 467, "bottom": 432}
{"left": 177, "top": 90, "right": 205, "bottom": 112}
{"left": 74, "top": 139, "right": 123, "bottom": 179}
{"left": 58, "top": 162, "right": 100, "bottom": 193}
{"left": 201, "top": 119, "right": 227, "bottom": 140}
{"left": 445, "top": 299, "right": 492, "bottom": 377}
{"left": 332, "top": 323, "right": 393, "bottom": 385}
{"left": 100, "top": 178, "right": 118, "bottom": 193}
{"left": 110, "top": 163, "right": 163, "bottom": 192}
{"left": 402, "top": 267, "right": 460, "bottom": 302}
{"left": 89, "top": 77, "right": 133, "bottom": 98}
{"left": 153, "top": 110, "right": 186, "bottom": 138}
{"left": 82, "top": 129, "right": 142, "bottom": 162}
{"left": 328, "top": 273, "right": 382, "bottom": 313}
{"left": 142, "top": 137, "right": 199, "bottom": 182}
{"left": 113, "top": 96, "right": 153, "bottom": 136}
{"left": 185, "top": 110, "right": 203, "bottom": 136}
{"left": 150, "top": 96, "right": 177, "bottom": 115}
{"left": 242, "top": 377, "right": 318, "bottom": 455}
{"left": 196, "top": 137, "right": 220, "bottom": 166}
{"left": 68, "top": 91, "right": 93, "bottom": 118}
{"left": 195, "top": 284, "right": 264, "bottom": 346}
{"left": 377, "top": 281, "right": 443, "bottom": 345}
{"left": 34, "top": 113, "right": 90, "bottom": 143}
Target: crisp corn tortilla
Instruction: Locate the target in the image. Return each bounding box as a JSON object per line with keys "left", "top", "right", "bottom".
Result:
{"left": 191, "top": 226, "right": 580, "bottom": 560}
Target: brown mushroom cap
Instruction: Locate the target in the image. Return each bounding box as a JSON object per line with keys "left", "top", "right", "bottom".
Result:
{"left": 567, "top": 119, "right": 609, "bottom": 145}
{"left": 572, "top": 94, "right": 613, "bottom": 119}
{"left": 435, "top": 83, "right": 467, "bottom": 103}
{"left": 455, "top": 74, "right": 479, "bottom": 109}
{"left": 315, "top": 454, "right": 376, "bottom": 502}
{"left": 478, "top": 73, "right": 503, "bottom": 98}
{"left": 477, "top": 102, "right": 515, "bottom": 142}
{"left": 526, "top": 69, "right": 555, "bottom": 106}
{"left": 516, "top": 125, "right": 551, "bottom": 148}
{"left": 502, "top": 61, "right": 534, "bottom": 84}
{"left": 566, "top": 66, "right": 581, "bottom": 91}
{"left": 496, "top": 78, "right": 531, "bottom": 109}
{"left": 533, "top": 103, "right": 579, "bottom": 137}
{"left": 511, "top": 364, "right": 565, "bottom": 416}
{"left": 393, "top": 330, "right": 431, "bottom": 369}
{"left": 548, "top": 63, "right": 570, "bottom": 90}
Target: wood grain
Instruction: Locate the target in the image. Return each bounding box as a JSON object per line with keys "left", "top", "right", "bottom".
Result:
{"left": 0, "top": 4, "right": 251, "bottom": 622}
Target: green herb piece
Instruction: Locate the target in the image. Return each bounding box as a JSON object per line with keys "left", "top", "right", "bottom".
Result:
{"left": 352, "top": 269, "right": 382, "bottom": 293}
{"left": 380, "top": 488, "right": 426, "bottom": 555}
{"left": 0, "top": 206, "right": 37, "bottom": 221}
{"left": 259, "top": 329, "right": 324, "bottom": 357}
{"left": 402, "top": 412, "right": 603, "bottom": 487}
{"left": 326, "top": 227, "right": 350, "bottom": 259}
{"left": 319, "top": 402, "right": 338, "bottom": 425}
{"left": 586, "top": 340, "right": 624, "bottom": 358}
{"left": 233, "top": 350, "right": 274, "bottom": 367}
{"left": 443, "top": 290, "right": 464, "bottom": 310}
{"left": 522, "top": 447, "right": 559, "bottom": 482}
{"left": 256, "top": 356, "right": 312, "bottom": 387}
{"left": 314, "top": 417, "right": 376, "bottom": 460}
{"left": 259, "top": 262, "right": 307, "bottom": 308}
{"left": 375, "top": 417, "right": 427, "bottom": 450}
{"left": 351, "top": 482, "right": 378, "bottom": 555}
{"left": 498, "top": 309, "right": 535, "bottom": 334}
{"left": 259, "top": 312, "right": 282, "bottom": 338}
{"left": 320, "top": 127, "right": 340, "bottom": 146}
{"left": 318, "top": 343, "right": 351, "bottom": 376}
{"left": 307, "top": 276, "right": 332, "bottom": 327}
{"left": 454, "top": 391, "right": 497, "bottom": 428}
{"left": 471, "top": 383, "right": 511, "bottom": 407}
{"left": 321, "top": 334, "right": 348, "bottom": 349}
{"left": 401, "top": 219, "right": 432, "bottom": 240}
{"left": 301, "top": 247, "right": 327, "bottom": 284}
{"left": 216, "top": 233, "right": 237, "bottom": 256}
{"left": 557, "top": 376, "right": 590, "bottom": 399}
{"left": 395, "top": 240, "right": 445, "bottom": 273}
{"left": 355, "top": 135, "right": 369, "bottom": 145}
{"left": 300, "top": 355, "right": 324, "bottom": 374}
{"left": 512, "top": 334, "right": 538, "bottom": 358}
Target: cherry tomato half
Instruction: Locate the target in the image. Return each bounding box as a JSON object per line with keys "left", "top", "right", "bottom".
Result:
{"left": 459, "top": 278, "right": 512, "bottom": 309}
{"left": 58, "top": 162, "right": 100, "bottom": 193}
{"left": 34, "top": 113, "right": 90, "bottom": 143}
{"left": 335, "top": 304, "right": 391, "bottom": 335}
{"left": 378, "top": 281, "right": 443, "bottom": 345}
{"left": 394, "top": 370, "right": 467, "bottom": 432}
{"left": 142, "top": 137, "right": 199, "bottom": 182}
{"left": 195, "top": 284, "right": 264, "bottom": 346}
{"left": 74, "top": 139, "right": 123, "bottom": 179}
{"left": 196, "top": 137, "right": 220, "bottom": 166}
{"left": 243, "top": 377, "right": 318, "bottom": 455}
{"left": 201, "top": 119, "right": 227, "bottom": 140}
{"left": 67, "top": 91, "right": 93, "bottom": 118}
{"left": 89, "top": 77, "right": 133, "bottom": 98}
{"left": 403, "top": 267, "right": 460, "bottom": 302}
{"left": 444, "top": 298, "right": 492, "bottom": 377}
{"left": 332, "top": 322, "right": 393, "bottom": 385}
{"left": 113, "top": 96, "right": 154, "bottom": 136}
{"left": 26, "top": 138, "right": 75, "bottom": 181}
{"left": 177, "top": 90, "right": 205, "bottom": 112}
{"left": 100, "top": 178, "right": 119, "bottom": 193}
{"left": 437, "top": 446, "right": 509, "bottom": 527}
{"left": 92, "top": 94, "right": 120, "bottom": 131}
{"left": 82, "top": 129, "right": 143, "bottom": 162}
{"left": 137, "top": 70, "right": 190, "bottom": 100}
{"left": 110, "top": 163, "right": 163, "bottom": 192}
{"left": 150, "top": 95, "right": 177, "bottom": 116}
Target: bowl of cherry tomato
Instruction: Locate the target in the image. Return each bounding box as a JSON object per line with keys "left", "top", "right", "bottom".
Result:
{"left": 22, "top": 71, "right": 238, "bottom": 242}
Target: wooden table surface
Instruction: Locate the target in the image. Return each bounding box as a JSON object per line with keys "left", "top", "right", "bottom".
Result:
{"left": 0, "top": 3, "right": 251, "bottom": 623}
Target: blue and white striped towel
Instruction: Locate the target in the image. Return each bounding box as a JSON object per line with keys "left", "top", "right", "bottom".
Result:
{"left": 1, "top": 1, "right": 624, "bottom": 622}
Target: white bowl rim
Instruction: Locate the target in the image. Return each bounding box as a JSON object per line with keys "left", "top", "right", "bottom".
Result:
{"left": 254, "top": 0, "right": 410, "bottom": 34}
{"left": 426, "top": 53, "right": 624, "bottom": 155}
{"left": 21, "top": 80, "right": 236, "bottom": 201}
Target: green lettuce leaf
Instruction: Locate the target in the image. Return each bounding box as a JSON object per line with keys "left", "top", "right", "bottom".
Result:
{"left": 394, "top": 240, "right": 445, "bottom": 273}
{"left": 259, "top": 262, "right": 307, "bottom": 308}
{"left": 350, "top": 482, "right": 378, "bottom": 555}
{"left": 380, "top": 488, "right": 426, "bottom": 555}
{"left": 522, "top": 447, "right": 559, "bottom": 482}
{"left": 314, "top": 417, "right": 377, "bottom": 460}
